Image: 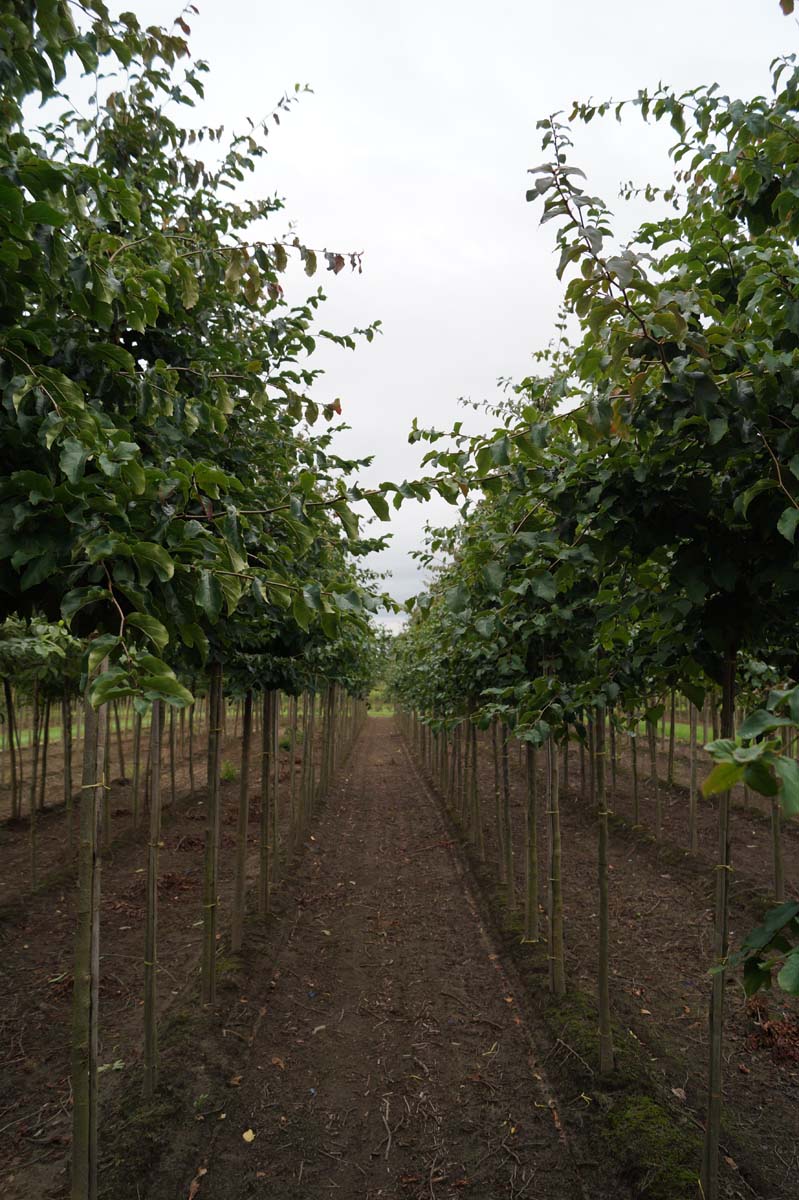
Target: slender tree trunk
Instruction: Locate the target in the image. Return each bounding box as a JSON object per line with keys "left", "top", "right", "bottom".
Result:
{"left": 701, "top": 649, "right": 737, "bottom": 1200}
{"left": 270, "top": 690, "right": 280, "bottom": 882}
{"left": 258, "top": 690, "right": 273, "bottom": 917}
{"left": 101, "top": 714, "right": 111, "bottom": 852}
{"left": 70, "top": 690, "right": 107, "bottom": 1200}
{"left": 142, "top": 702, "right": 163, "bottom": 1099}
{"left": 470, "top": 722, "right": 484, "bottom": 860}
{"left": 168, "top": 706, "right": 176, "bottom": 808}
{"left": 492, "top": 720, "right": 505, "bottom": 883}
{"left": 596, "top": 708, "right": 614, "bottom": 1073}
{"left": 289, "top": 695, "right": 298, "bottom": 846}
{"left": 631, "top": 726, "right": 640, "bottom": 824}
{"left": 667, "top": 690, "right": 676, "bottom": 787}
{"left": 689, "top": 703, "right": 699, "bottom": 853}
{"left": 38, "top": 697, "right": 51, "bottom": 812}
{"left": 3, "top": 679, "right": 19, "bottom": 820}
{"left": 501, "top": 725, "right": 515, "bottom": 914}
{"left": 648, "top": 718, "right": 661, "bottom": 839}
{"left": 232, "top": 691, "right": 253, "bottom": 954}
{"left": 562, "top": 730, "right": 569, "bottom": 794}
{"left": 609, "top": 712, "right": 617, "bottom": 803}
{"left": 201, "top": 662, "right": 223, "bottom": 1005}
{"left": 113, "top": 701, "right": 126, "bottom": 782}
{"left": 131, "top": 711, "right": 143, "bottom": 827}
{"left": 524, "top": 742, "right": 539, "bottom": 941}
{"left": 188, "top": 691, "right": 196, "bottom": 795}
{"left": 547, "top": 739, "right": 566, "bottom": 997}
{"left": 63, "top": 693, "right": 74, "bottom": 855}
{"left": 29, "top": 684, "right": 41, "bottom": 885}
{"left": 770, "top": 794, "right": 785, "bottom": 901}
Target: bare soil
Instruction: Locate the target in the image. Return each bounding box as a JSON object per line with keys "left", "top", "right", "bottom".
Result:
{"left": 2, "top": 716, "right": 797, "bottom": 1200}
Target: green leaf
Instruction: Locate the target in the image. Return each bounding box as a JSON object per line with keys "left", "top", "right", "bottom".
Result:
{"left": 739, "top": 709, "right": 794, "bottom": 739}
{"left": 87, "top": 634, "right": 119, "bottom": 675}
{"left": 681, "top": 683, "right": 705, "bottom": 709}
{"left": 744, "top": 759, "right": 780, "bottom": 796}
{"left": 365, "top": 493, "right": 391, "bottom": 522}
{"left": 89, "top": 343, "right": 137, "bottom": 372}
{"left": 773, "top": 755, "right": 799, "bottom": 817}
{"left": 483, "top": 561, "right": 504, "bottom": 593}
{"left": 743, "top": 955, "right": 773, "bottom": 996}
{"left": 776, "top": 948, "right": 799, "bottom": 994}
{"left": 529, "top": 571, "right": 556, "bottom": 602}
{"left": 127, "top": 612, "right": 169, "bottom": 652}
{"left": 27, "top": 200, "right": 68, "bottom": 227}
{"left": 21, "top": 550, "right": 57, "bottom": 590}
{"left": 702, "top": 760, "right": 746, "bottom": 797}
{"left": 445, "top": 582, "right": 470, "bottom": 613}
{"left": 740, "top": 478, "right": 778, "bottom": 518}
{"left": 60, "top": 439, "right": 89, "bottom": 484}
{"left": 292, "top": 591, "right": 311, "bottom": 632}
{"left": 777, "top": 507, "right": 799, "bottom": 543}
{"left": 62, "top": 586, "right": 110, "bottom": 622}
{"left": 132, "top": 541, "right": 175, "bottom": 582}
{"left": 140, "top": 674, "right": 193, "bottom": 707}
{"left": 742, "top": 902, "right": 799, "bottom": 950}
{"left": 195, "top": 570, "right": 223, "bottom": 623}
{"left": 303, "top": 583, "right": 323, "bottom": 611}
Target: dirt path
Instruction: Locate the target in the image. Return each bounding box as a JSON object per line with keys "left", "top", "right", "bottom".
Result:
{"left": 148, "top": 718, "right": 583, "bottom": 1200}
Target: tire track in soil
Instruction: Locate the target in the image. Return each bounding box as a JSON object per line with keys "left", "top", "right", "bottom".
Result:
{"left": 159, "top": 719, "right": 583, "bottom": 1200}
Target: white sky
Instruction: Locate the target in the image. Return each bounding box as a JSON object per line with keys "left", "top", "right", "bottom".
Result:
{"left": 128, "top": 0, "right": 793, "bottom": 621}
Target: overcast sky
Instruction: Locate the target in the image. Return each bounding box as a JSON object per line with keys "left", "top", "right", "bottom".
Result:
{"left": 130, "top": 0, "right": 794, "bottom": 620}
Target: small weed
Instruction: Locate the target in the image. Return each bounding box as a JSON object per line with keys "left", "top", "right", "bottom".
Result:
{"left": 220, "top": 760, "right": 238, "bottom": 782}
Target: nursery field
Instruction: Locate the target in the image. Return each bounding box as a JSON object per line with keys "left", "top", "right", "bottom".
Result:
{"left": 3, "top": 711, "right": 797, "bottom": 1199}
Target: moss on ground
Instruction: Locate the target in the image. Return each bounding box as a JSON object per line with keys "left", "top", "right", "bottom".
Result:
{"left": 607, "top": 1095, "right": 702, "bottom": 1199}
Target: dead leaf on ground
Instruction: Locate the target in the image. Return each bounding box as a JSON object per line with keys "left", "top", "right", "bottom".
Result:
{"left": 271, "top": 1056, "right": 285, "bottom": 1070}
{"left": 242, "top": 1128, "right": 255, "bottom": 1143}
{"left": 187, "top": 1166, "right": 207, "bottom": 1199}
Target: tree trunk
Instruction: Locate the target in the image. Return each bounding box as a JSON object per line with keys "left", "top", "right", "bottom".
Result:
{"left": 3, "top": 679, "right": 19, "bottom": 821}
{"left": 142, "top": 702, "right": 163, "bottom": 1099}
{"left": 131, "top": 711, "right": 143, "bottom": 827}
{"left": 289, "top": 695, "right": 298, "bottom": 847}
{"left": 270, "top": 690, "right": 280, "bottom": 883}
{"left": 168, "top": 705, "right": 176, "bottom": 808}
{"left": 667, "top": 690, "right": 676, "bottom": 787}
{"left": 701, "top": 649, "right": 736, "bottom": 1200}
{"left": 596, "top": 707, "right": 614, "bottom": 1073}
{"left": 648, "top": 717, "right": 661, "bottom": 839}
{"left": 258, "top": 690, "right": 273, "bottom": 917}
{"left": 38, "top": 696, "right": 51, "bottom": 812}
{"left": 70, "top": 690, "right": 107, "bottom": 1200}
{"left": 501, "top": 725, "right": 515, "bottom": 914}
{"left": 29, "top": 684, "right": 41, "bottom": 885}
{"left": 492, "top": 720, "right": 505, "bottom": 881}
{"left": 469, "top": 722, "right": 484, "bottom": 860}
{"left": 631, "top": 725, "right": 639, "bottom": 824}
{"left": 689, "top": 703, "right": 699, "bottom": 853}
{"left": 547, "top": 739, "right": 566, "bottom": 997}
{"left": 232, "top": 691, "right": 253, "bottom": 954}
{"left": 771, "top": 797, "right": 784, "bottom": 901}
{"left": 524, "top": 742, "right": 539, "bottom": 941}
{"left": 201, "top": 663, "right": 223, "bottom": 1005}
{"left": 113, "top": 701, "right": 126, "bottom": 782}
{"left": 188, "top": 691, "right": 196, "bottom": 795}
{"left": 63, "top": 694, "right": 74, "bottom": 855}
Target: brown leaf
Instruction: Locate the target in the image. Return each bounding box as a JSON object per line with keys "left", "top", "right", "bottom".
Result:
{"left": 187, "top": 1166, "right": 207, "bottom": 1199}
{"left": 271, "top": 1056, "right": 285, "bottom": 1070}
